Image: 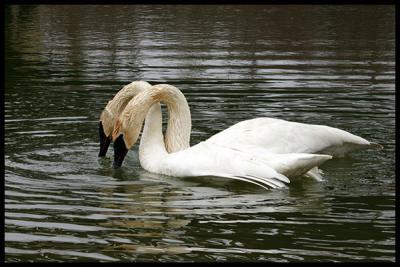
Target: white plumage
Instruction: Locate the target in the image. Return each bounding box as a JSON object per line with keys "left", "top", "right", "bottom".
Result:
{"left": 138, "top": 103, "right": 332, "bottom": 189}
{"left": 206, "top": 117, "right": 381, "bottom": 157}
{"left": 102, "top": 82, "right": 382, "bottom": 190}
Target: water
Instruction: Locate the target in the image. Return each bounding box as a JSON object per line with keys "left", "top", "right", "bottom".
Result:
{"left": 4, "top": 5, "right": 395, "bottom": 262}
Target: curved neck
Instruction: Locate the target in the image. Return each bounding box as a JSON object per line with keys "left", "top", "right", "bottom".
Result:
{"left": 163, "top": 86, "right": 191, "bottom": 152}
{"left": 139, "top": 103, "right": 168, "bottom": 172}
{"left": 100, "top": 81, "right": 152, "bottom": 137}
{"left": 113, "top": 84, "right": 191, "bottom": 151}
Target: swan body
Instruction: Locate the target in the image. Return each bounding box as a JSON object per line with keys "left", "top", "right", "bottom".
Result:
{"left": 136, "top": 103, "right": 332, "bottom": 189}
{"left": 100, "top": 81, "right": 381, "bottom": 158}
{"left": 102, "top": 82, "right": 381, "bottom": 189}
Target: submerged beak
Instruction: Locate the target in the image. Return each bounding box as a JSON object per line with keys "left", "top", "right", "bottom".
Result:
{"left": 98, "top": 121, "right": 111, "bottom": 157}
{"left": 113, "top": 134, "right": 128, "bottom": 168}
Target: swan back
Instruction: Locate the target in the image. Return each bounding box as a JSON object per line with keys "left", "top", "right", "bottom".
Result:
{"left": 206, "top": 117, "right": 381, "bottom": 157}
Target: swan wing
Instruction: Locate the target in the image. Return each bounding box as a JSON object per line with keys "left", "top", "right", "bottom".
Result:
{"left": 211, "top": 144, "right": 332, "bottom": 179}
{"left": 205, "top": 117, "right": 379, "bottom": 157}
{"left": 154, "top": 142, "right": 331, "bottom": 189}
{"left": 156, "top": 142, "right": 290, "bottom": 189}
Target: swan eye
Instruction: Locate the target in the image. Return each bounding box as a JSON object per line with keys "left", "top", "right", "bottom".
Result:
{"left": 113, "top": 134, "right": 128, "bottom": 168}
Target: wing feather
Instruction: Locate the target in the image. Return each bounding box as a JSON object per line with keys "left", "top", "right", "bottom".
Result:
{"left": 159, "top": 142, "right": 295, "bottom": 189}
{"left": 206, "top": 117, "right": 378, "bottom": 157}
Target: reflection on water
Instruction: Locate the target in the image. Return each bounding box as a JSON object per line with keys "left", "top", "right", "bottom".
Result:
{"left": 5, "top": 5, "right": 395, "bottom": 262}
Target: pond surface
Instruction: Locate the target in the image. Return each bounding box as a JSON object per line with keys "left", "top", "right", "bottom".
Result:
{"left": 4, "top": 5, "right": 395, "bottom": 262}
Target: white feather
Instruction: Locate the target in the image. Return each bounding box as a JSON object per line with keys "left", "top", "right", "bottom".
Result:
{"left": 206, "top": 117, "right": 376, "bottom": 157}
{"left": 138, "top": 104, "right": 332, "bottom": 189}
{"left": 109, "top": 82, "right": 381, "bottom": 189}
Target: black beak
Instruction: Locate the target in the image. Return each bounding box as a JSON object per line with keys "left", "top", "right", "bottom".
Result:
{"left": 98, "top": 122, "right": 111, "bottom": 157}
{"left": 113, "top": 134, "right": 128, "bottom": 169}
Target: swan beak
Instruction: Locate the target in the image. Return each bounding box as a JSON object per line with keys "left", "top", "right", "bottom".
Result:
{"left": 113, "top": 134, "right": 128, "bottom": 169}
{"left": 98, "top": 121, "right": 111, "bottom": 157}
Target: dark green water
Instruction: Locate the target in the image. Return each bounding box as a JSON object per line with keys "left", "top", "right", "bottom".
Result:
{"left": 4, "top": 5, "right": 395, "bottom": 262}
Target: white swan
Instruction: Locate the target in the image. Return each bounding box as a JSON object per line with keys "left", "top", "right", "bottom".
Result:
{"left": 113, "top": 101, "right": 331, "bottom": 189}
{"left": 110, "top": 84, "right": 381, "bottom": 189}
{"left": 99, "top": 81, "right": 382, "bottom": 158}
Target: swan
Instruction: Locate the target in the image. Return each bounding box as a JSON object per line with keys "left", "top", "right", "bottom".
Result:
{"left": 98, "top": 81, "right": 152, "bottom": 157}
{"left": 113, "top": 100, "right": 332, "bottom": 189}
{"left": 110, "top": 84, "right": 381, "bottom": 189}
{"left": 99, "top": 81, "right": 382, "bottom": 159}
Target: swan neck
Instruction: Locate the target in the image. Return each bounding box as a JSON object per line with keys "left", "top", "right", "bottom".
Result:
{"left": 160, "top": 86, "right": 191, "bottom": 153}
{"left": 139, "top": 103, "right": 168, "bottom": 172}
{"left": 113, "top": 83, "right": 191, "bottom": 151}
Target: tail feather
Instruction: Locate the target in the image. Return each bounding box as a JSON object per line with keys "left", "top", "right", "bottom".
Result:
{"left": 238, "top": 175, "right": 284, "bottom": 189}
{"left": 305, "top": 167, "right": 324, "bottom": 182}
{"left": 246, "top": 174, "right": 287, "bottom": 188}
{"left": 276, "top": 154, "right": 332, "bottom": 178}
{"left": 245, "top": 151, "right": 332, "bottom": 179}
{"left": 369, "top": 142, "right": 383, "bottom": 150}
{"left": 203, "top": 173, "right": 280, "bottom": 190}
{"left": 227, "top": 175, "right": 272, "bottom": 190}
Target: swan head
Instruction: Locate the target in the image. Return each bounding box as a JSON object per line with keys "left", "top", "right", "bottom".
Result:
{"left": 98, "top": 81, "right": 153, "bottom": 157}
{"left": 111, "top": 115, "right": 143, "bottom": 168}
{"left": 112, "top": 134, "right": 129, "bottom": 169}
